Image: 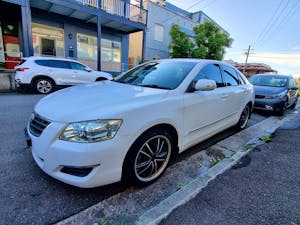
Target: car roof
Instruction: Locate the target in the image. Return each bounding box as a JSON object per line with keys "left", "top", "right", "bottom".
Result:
{"left": 23, "top": 56, "right": 81, "bottom": 63}
{"left": 152, "top": 58, "right": 231, "bottom": 66}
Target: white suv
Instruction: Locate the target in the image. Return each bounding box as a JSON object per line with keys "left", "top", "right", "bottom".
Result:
{"left": 15, "top": 56, "right": 112, "bottom": 94}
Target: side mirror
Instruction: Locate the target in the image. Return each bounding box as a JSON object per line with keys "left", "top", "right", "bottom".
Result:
{"left": 85, "top": 67, "right": 92, "bottom": 72}
{"left": 195, "top": 79, "right": 217, "bottom": 91}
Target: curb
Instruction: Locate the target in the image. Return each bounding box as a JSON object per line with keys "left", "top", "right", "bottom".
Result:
{"left": 136, "top": 112, "right": 298, "bottom": 225}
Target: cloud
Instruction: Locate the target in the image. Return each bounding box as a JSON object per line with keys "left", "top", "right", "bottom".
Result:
{"left": 249, "top": 52, "right": 300, "bottom": 68}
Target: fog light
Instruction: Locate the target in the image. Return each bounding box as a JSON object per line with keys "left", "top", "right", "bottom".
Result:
{"left": 265, "top": 105, "right": 273, "bottom": 110}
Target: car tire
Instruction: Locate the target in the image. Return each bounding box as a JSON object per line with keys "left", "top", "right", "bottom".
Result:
{"left": 290, "top": 98, "right": 298, "bottom": 109}
{"left": 122, "top": 129, "right": 174, "bottom": 186}
{"left": 236, "top": 104, "right": 251, "bottom": 130}
{"left": 277, "top": 101, "right": 288, "bottom": 116}
{"left": 33, "top": 77, "right": 55, "bottom": 94}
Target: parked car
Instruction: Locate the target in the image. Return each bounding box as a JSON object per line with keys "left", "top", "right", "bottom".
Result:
{"left": 248, "top": 74, "right": 298, "bottom": 115}
{"left": 26, "top": 59, "right": 254, "bottom": 188}
{"left": 15, "top": 56, "right": 112, "bottom": 94}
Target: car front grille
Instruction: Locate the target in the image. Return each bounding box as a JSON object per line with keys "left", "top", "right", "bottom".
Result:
{"left": 255, "top": 94, "right": 265, "bottom": 99}
{"left": 29, "top": 114, "right": 50, "bottom": 137}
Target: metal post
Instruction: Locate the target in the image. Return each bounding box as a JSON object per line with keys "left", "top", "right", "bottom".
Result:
{"left": 21, "top": 0, "right": 33, "bottom": 57}
{"left": 97, "top": 15, "right": 102, "bottom": 71}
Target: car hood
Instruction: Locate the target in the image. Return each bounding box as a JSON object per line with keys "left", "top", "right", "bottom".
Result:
{"left": 34, "top": 81, "right": 169, "bottom": 122}
{"left": 253, "top": 85, "right": 287, "bottom": 96}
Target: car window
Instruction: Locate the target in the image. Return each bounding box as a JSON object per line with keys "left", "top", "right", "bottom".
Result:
{"left": 114, "top": 61, "right": 196, "bottom": 90}
{"left": 289, "top": 78, "right": 296, "bottom": 88}
{"left": 249, "top": 76, "right": 288, "bottom": 87}
{"left": 222, "top": 64, "right": 240, "bottom": 86}
{"left": 47, "top": 60, "right": 71, "bottom": 69}
{"left": 35, "top": 60, "right": 49, "bottom": 67}
{"left": 70, "top": 62, "right": 86, "bottom": 71}
{"left": 194, "top": 64, "right": 224, "bottom": 88}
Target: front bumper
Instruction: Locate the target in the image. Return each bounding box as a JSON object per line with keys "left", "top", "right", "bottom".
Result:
{"left": 253, "top": 97, "right": 286, "bottom": 112}
{"left": 27, "top": 120, "right": 133, "bottom": 188}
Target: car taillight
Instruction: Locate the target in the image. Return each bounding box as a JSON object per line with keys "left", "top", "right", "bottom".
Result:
{"left": 16, "top": 68, "right": 29, "bottom": 72}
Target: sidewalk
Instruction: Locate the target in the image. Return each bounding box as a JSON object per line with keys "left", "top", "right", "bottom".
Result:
{"left": 160, "top": 114, "right": 300, "bottom": 225}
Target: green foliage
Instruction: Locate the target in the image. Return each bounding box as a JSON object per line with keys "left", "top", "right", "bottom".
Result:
{"left": 260, "top": 134, "right": 273, "bottom": 143}
{"left": 193, "top": 22, "right": 233, "bottom": 60}
{"left": 177, "top": 182, "right": 185, "bottom": 190}
{"left": 169, "top": 24, "right": 194, "bottom": 58}
{"left": 168, "top": 22, "right": 233, "bottom": 60}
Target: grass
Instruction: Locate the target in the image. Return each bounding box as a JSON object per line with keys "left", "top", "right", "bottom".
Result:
{"left": 260, "top": 134, "right": 273, "bottom": 143}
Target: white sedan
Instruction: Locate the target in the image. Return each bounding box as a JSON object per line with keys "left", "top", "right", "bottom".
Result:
{"left": 26, "top": 59, "right": 254, "bottom": 188}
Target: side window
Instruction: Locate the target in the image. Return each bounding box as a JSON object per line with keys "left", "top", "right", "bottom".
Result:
{"left": 35, "top": 60, "right": 49, "bottom": 67}
{"left": 48, "top": 60, "right": 70, "bottom": 69}
{"left": 289, "top": 79, "right": 296, "bottom": 88}
{"left": 222, "top": 65, "right": 240, "bottom": 86}
{"left": 70, "top": 62, "right": 86, "bottom": 70}
{"left": 194, "top": 64, "right": 224, "bottom": 87}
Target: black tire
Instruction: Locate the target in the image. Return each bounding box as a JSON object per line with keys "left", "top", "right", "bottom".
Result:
{"left": 122, "top": 129, "right": 174, "bottom": 186}
{"left": 236, "top": 104, "right": 251, "bottom": 130}
{"left": 33, "top": 77, "right": 55, "bottom": 94}
{"left": 277, "top": 101, "right": 288, "bottom": 116}
{"left": 290, "top": 98, "right": 298, "bottom": 109}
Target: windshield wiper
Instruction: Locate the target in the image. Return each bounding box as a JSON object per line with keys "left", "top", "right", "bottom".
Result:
{"left": 139, "top": 84, "right": 171, "bottom": 90}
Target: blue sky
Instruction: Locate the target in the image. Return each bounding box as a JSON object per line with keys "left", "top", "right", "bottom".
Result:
{"left": 168, "top": 0, "right": 300, "bottom": 78}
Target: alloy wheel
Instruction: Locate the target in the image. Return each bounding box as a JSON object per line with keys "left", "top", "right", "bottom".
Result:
{"left": 134, "top": 135, "right": 171, "bottom": 182}
{"left": 37, "top": 80, "right": 53, "bottom": 94}
{"left": 239, "top": 105, "right": 250, "bottom": 129}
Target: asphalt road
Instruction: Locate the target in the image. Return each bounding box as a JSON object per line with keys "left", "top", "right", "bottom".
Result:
{"left": 161, "top": 114, "right": 300, "bottom": 225}
{"left": 0, "top": 93, "right": 268, "bottom": 225}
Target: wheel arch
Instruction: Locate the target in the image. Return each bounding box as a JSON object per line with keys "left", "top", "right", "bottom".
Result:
{"left": 121, "top": 123, "right": 179, "bottom": 181}
{"left": 31, "top": 75, "right": 56, "bottom": 86}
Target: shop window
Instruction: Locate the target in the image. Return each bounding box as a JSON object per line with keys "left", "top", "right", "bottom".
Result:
{"left": 77, "top": 33, "right": 97, "bottom": 70}
{"left": 41, "top": 38, "right": 55, "bottom": 56}
{"left": 32, "top": 23, "right": 64, "bottom": 57}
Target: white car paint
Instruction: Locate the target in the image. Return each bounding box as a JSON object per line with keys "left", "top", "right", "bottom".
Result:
{"left": 27, "top": 59, "right": 254, "bottom": 188}
{"left": 14, "top": 56, "right": 112, "bottom": 86}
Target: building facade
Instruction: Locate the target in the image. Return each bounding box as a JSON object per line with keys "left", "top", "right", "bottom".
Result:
{"left": 129, "top": 0, "right": 227, "bottom": 67}
{"left": 0, "top": 0, "right": 147, "bottom": 74}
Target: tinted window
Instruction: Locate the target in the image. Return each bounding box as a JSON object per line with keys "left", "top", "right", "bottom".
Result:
{"left": 70, "top": 62, "right": 86, "bottom": 70}
{"left": 222, "top": 65, "right": 240, "bottom": 86}
{"left": 35, "top": 60, "right": 49, "bottom": 67}
{"left": 47, "top": 60, "right": 70, "bottom": 69}
{"left": 194, "top": 64, "right": 224, "bottom": 87}
{"left": 114, "top": 61, "right": 196, "bottom": 90}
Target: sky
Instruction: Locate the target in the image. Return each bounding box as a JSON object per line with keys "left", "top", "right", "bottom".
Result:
{"left": 167, "top": 0, "right": 300, "bottom": 78}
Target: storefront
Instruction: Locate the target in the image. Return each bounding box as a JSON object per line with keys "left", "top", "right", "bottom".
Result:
{"left": 0, "top": 1, "right": 22, "bottom": 70}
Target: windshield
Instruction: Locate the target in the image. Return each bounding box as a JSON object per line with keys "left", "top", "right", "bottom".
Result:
{"left": 249, "top": 76, "right": 287, "bottom": 87}
{"left": 113, "top": 61, "right": 196, "bottom": 90}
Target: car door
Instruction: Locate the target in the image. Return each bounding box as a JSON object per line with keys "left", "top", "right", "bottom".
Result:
{"left": 221, "top": 64, "right": 249, "bottom": 114}
{"left": 46, "top": 60, "right": 73, "bottom": 85}
{"left": 69, "top": 62, "right": 94, "bottom": 84}
{"left": 182, "top": 63, "right": 233, "bottom": 148}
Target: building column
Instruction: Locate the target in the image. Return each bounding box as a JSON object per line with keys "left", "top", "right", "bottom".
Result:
{"left": 121, "top": 34, "right": 129, "bottom": 72}
{"left": 21, "top": 0, "right": 33, "bottom": 57}
{"left": 97, "top": 15, "right": 101, "bottom": 71}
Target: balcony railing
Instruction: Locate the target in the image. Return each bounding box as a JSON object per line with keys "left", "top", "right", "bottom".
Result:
{"left": 75, "top": 0, "right": 147, "bottom": 24}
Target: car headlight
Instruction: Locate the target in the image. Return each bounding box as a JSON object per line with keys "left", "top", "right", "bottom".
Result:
{"left": 59, "top": 119, "right": 122, "bottom": 143}
{"left": 265, "top": 91, "right": 287, "bottom": 99}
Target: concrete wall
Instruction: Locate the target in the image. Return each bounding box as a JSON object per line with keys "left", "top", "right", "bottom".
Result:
{"left": 0, "top": 72, "right": 15, "bottom": 92}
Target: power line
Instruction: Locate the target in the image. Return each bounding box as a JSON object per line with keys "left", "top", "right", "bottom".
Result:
{"left": 254, "top": 0, "right": 292, "bottom": 47}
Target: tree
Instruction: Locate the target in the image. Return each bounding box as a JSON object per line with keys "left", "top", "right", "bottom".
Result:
{"left": 193, "top": 21, "right": 233, "bottom": 60}
{"left": 169, "top": 24, "right": 194, "bottom": 58}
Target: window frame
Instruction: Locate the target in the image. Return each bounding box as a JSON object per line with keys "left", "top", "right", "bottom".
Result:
{"left": 220, "top": 64, "right": 243, "bottom": 86}
{"left": 154, "top": 23, "right": 164, "bottom": 42}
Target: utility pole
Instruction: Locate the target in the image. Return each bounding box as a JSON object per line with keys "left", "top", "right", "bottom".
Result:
{"left": 243, "top": 45, "right": 253, "bottom": 75}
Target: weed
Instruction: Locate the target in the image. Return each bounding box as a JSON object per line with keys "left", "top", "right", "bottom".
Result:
{"left": 177, "top": 183, "right": 185, "bottom": 190}
{"left": 260, "top": 134, "right": 273, "bottom": 143}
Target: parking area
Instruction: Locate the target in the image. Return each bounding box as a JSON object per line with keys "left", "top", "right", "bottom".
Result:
{"left": 0, "top": 93, "right": 269, "bottom": 225}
